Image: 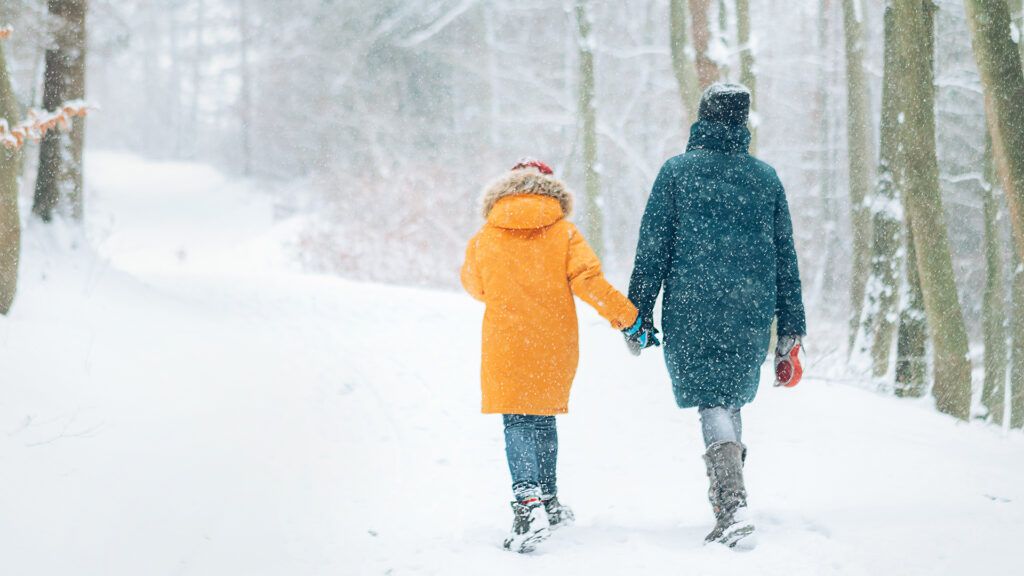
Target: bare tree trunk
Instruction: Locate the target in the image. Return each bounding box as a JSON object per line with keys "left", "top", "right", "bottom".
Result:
{"left": 32, "top": 0, "right": 87, "bottom": 222}
{"left": 716, "top": 0, "right": 731, "bottom": 81}
{"left": 575, "top": 0, "right": 602, "bottom": 257}
{"left": 896, "top": 221, "right": 928, "bottom": 397}
{"left": 813, "top": 0, "right": 841, "bottom": 304}
{"left": 573, "top": 0, "right": 602, "bottom": 255}
{"left": 1012, "top": 248, "right": 1024, "bottom": 428}
{"left": 736, "top": 0, "right": 756, "bottom": 152}
{"left": 842, "top": 0, "right": 873, "bottom": 353}
{"left": 1018, "top": 0, "right": 1024, "bottom": 65}
{"left": 965, "top": 0, "right": 1024, "bottom": 290}
{"left": 893, "top": 0, "right": 972, "bottom": 420}
{"left": 862, "top": 4, "right": 901, "bottom": 378}
{"left": 239, "top": 0, "right": 253, "bottom": 176}
{"left": 670, "top": 0, "right": 701, "bottom": 121}
{"left": 688, "top": 0, "right": 719, "bottom": 89}
{"left": 981, "top": 130, "right": 1007, "bottom": 424}
{"left": 0, "top": 42, "right": 20, "bottom": 314}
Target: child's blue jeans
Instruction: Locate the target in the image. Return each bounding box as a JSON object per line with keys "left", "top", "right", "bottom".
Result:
{"left": 503, "top": 414, "right": 558, "bottom": 501}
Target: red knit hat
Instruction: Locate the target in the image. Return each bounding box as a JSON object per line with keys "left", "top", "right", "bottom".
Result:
{"left": 511, "top": 158, "right": 553, "bottom": 175}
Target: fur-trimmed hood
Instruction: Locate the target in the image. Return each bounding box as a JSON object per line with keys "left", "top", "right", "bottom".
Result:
{"left": 481, "top": 168, "right": 574, "bottom": 220}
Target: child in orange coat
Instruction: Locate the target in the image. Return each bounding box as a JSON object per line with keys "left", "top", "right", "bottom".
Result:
{"left": 461, "top": 159, "right": 656, "bottom": 553}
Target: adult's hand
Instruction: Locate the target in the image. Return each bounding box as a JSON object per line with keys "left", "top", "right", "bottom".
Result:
{"left": 623, "top": 316, "right": 661, "bottom": 356}
{"left": 774, "top": 335, "right": 803, "bottom": 387}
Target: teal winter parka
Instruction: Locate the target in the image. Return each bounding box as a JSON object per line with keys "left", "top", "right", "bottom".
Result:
{"left": 628, "top": 120, "right": 806, "bottom": 409}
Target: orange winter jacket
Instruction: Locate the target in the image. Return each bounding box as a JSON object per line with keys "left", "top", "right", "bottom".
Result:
{"left": 461, "top": 169, "right": 638, "bottom": 415}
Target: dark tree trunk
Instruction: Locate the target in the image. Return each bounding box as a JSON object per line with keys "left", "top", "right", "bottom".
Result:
{"left": 895, "top": 222, "right": 928, "bottom": 398}
{"left": 32, "top": 0, "right": 87, "bottom": 222}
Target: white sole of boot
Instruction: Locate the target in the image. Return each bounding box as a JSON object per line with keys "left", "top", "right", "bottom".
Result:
{"left": 719, "top": 520, "right": 756, "bottom": 549}
{"left": 503, "top": 526, "right": 551, "bottom": 553}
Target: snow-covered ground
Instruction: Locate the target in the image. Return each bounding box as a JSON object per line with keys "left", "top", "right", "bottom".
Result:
{"left": 1, "top": 152, "right": 1022, "bottom": 576}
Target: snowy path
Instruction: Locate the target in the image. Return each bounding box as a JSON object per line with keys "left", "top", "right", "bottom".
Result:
{"left": 1, "top": 153, "right": 1022, "bottom": 576}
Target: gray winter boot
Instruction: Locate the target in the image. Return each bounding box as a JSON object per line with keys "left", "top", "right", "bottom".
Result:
{"left": 502, "top": 494, "right": 551, "bottom": 553}
{"left": 703, "top": 441, "right": 755, "bottom": 547}
{"left": 542, "top": 495, "right": 575, "bottom": 529}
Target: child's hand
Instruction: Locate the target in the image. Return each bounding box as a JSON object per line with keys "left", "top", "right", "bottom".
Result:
{"left": 623, "top": 316, "right": 661, "bottom": 356}
{"left": 774, "top": 335, "right": 803, "bottom": 387}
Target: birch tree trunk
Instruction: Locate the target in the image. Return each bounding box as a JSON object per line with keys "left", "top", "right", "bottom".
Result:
{"left": 688, "top": 0, "right": 719, "bottom": 89}
{"left": 862, "top": 4, "right": 901, "bottom": 377}
{"left": 0, "top": 42, "right": 20, "bottom": 314}
{"left": 981, "top": 131, "right": 1007, "bottom": 424}
{"left": 892, "top": 0, "right": 972, "bottom": 420}
{"left": 736, "top": 0, "right": 756, "bottom": 153}
{"left": 32, "top": 0, "right": 87, "bottom": 222}
{"left": 670, "top": 0, "right": 701, "bottom": 121}
{"left": 575, "top": 0, "right": 602, "bottom": 257}
{"left": 842, "top": 0, "right": 873, "bottom": 353}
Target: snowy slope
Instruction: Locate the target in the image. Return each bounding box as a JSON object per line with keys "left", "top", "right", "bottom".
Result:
{"left": 1, "top": 152, "right": 1022, "bottom": 576}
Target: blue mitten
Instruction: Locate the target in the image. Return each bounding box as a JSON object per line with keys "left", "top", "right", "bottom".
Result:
{"left": 623, "top": 316, "right": 661, "bottom": 356}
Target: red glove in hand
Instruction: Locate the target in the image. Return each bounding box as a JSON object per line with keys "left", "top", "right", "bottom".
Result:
{"left": 774, "top": 335, "right": 803, "bottom": 387}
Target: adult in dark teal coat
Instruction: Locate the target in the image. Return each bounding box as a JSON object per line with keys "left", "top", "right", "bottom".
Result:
{"left": 626, "top": 83, "right": 807, "bottom": 546}
{"left": 628, "top": 84, "right": 806, "bottom": 409}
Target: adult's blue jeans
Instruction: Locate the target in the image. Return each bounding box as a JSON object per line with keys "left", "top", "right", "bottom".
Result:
{"left": 503, "top": 414, "right": 558, "bottom": 500}
{"left": 699, "top": 406, "right": 743, "bottom": 448}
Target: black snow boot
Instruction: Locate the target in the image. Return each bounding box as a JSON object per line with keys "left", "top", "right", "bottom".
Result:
{"left": 542, "top": 495, "right": 575, "bottom": 529}
{"left": 703, "top": 441, "right": 755, "bottom": 547}
{"left": 502, "top": 497, "right": 551, "bottom": 553}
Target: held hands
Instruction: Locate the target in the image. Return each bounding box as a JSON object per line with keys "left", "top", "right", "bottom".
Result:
{"left": 774, "top": 335, "right": 803, "bottom": 387}
{"left": 623, "top": 315, "right": 661, "bottom": 356}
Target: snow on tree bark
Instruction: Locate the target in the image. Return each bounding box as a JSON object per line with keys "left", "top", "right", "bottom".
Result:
{"left": 861, "top": 5, "right": 901, "bottom": 379}
{"left": 32, "top": 0, "right": 86, "bottom": 222}
{"left": 892, "top": 0, "right": 972, "bottom": 419}
{"left": 895, "top": 221, "right": 928, "bottom": 398}
{"left": 981, "top": 131, "right": 1007, "bottom": 425}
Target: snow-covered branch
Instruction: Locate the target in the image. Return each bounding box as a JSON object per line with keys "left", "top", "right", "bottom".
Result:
{"left": 394, "top": 0, "right": 478, "bottom": 48}
{"left": 0, "top": 101, "right": 91, "bottom": 150}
